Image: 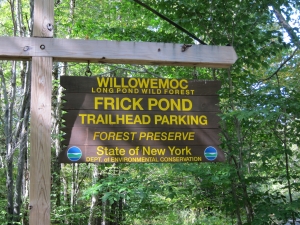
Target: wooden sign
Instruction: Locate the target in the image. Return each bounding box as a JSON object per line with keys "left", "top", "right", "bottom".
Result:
{"left": 0, "top": 0, "right": 238, "bottom": 221}
{"left": 59, "top": 77, "right": 225, "bottom": 163}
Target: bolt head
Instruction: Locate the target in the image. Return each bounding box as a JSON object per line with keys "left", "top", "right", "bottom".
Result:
{"left": 47, "top": 23, "right": 53, "bottom": 31}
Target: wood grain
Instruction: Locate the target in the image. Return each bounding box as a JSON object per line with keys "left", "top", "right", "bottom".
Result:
{"left": 30, "top": 0, "right": 53, "bottom": 223}
{"left": 33, "top": 0, "right": 54, "bottom": 37}
{"left": 29, "top": 57, "right": 52, "bottom": 225}
{"left": 0, "top": 37, "right": 237, "bottom": 68}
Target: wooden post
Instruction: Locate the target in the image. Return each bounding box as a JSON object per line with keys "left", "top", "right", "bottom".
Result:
{"left": 29, "top": 0, "right": 53, "bottom": 224}
{"left": 29, "top": 57, "right": 52, "bottom": 224}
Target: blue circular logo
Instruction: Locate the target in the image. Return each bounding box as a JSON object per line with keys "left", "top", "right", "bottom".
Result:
{"left": 204, "top": 146, "right": 218, "bottom": 161}
{"left": 67, "top": 146, "right": 82, "bottom": 161}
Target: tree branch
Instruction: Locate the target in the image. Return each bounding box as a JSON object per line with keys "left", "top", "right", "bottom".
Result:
{"left": 271, "top": 6, "right": 300, "bottom": 49}
{"left": 259, "top": 47, "right": 298, "bottom": 82}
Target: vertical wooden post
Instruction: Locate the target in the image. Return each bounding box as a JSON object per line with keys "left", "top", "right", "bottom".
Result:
{"left": 29, "top": 0, "right": 53, "bottom": 224}
{"left": 30, "top": 57, "right": 52, "bottom": 224}
{"left": 32, "top": 0, "right": 54, "bottom": 37}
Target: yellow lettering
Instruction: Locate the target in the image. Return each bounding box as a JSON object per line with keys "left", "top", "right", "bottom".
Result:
{"left": 128, "top": 78, "right": 138, "bottom": 88}
{"left": 78, "top": 114, "right": 87, "bottom": 124}
{"left": 138, "top": 132, "right": 195, "bottom": 141}
{"left": 150, "top": 79, "right": 158, "bottom": 88}
{"left": 159, "top": 98, "right": 170, "bottom": 111}
{"left": 147, "top": 132, "right": 154, "bottom": 140}
{"left": 93, "top": 132, "right": 100, "bottom": 140}
{"left": 97, "top": 146, "right": 126, "bottom": 156}
{"left": 199, "top": 115, "right": 208, "bottom": 125}
{"left": 142, "top": 146, "right": 166, "bottom": 156}
{"left": 87, "top": 114, "right": 96, "bottom": 124}
{"left": 158, "top": 79, "right": 168, "bottom": 88}
{"left": 97, "top": 146, "right": 104, "bottom": 155}
{"left": 180, "top": 80, "right": 188, "bottom": 89}
{"left": 95, "top": 97, "right": 144, "bottom": 110}
{"left": 139, "top": 132, "right": 146, "bottom": 140}
{"left": 161, "top": 132, "right": 167, "bottom": 141}
{"left": 182, "top": 99, "right": 192, "bottom": 111}
{"left": 96, "top": 114, "right": 105, "bottom": 124}
{"left": 154, "top": 115, "right": 162, "bottom": 124}
{"left": 126, "top": 115, "right": 133, "bottom": 124}
{"left": 105, "top": 97, "right": 115, "bottom": 110}
{"left": 148, "top": 98, "right": 192, "bottom": 111}
{"left": 168, "top": 146, "right": 192, "bottom": 155}
{"left": 132, "top": 98, "right": 143, "bottom": 110}
{"left": 120, "top": 98, "right": 130, "bottom": 110}
{"left": 94, "top": 97, "right": 103, "bottom": 109}
{"left": 97, "top": 77, "right": 110, "bottom": 87}
{"left": 138, "top": 78, "right": 150, "bottom": 88}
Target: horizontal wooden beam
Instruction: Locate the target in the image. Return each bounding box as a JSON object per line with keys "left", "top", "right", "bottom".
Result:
{"left": 0, "top": 36, "right": 237, "bottom": 68}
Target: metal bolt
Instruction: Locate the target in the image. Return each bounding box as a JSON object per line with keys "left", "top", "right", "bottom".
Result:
{"left": 47, "top": 23, "right": 53, "bottom": 31}
{"left": 40, "top": 44, "right": 45, "bottom": 50}
{"left": 23, "top": 46, "right": 29, "bottom": 51}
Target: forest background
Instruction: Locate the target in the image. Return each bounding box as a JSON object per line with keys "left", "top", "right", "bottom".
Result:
{"left": 0, "top": 0, "right": 300, "bottom": 224}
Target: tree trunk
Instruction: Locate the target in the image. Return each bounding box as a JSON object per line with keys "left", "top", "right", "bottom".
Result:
{"left": 13, "top": 61, "right": 31, "bottom": 222}
{"left": 102, "top": 199, "right": 107, "bottom": 225}
{"left": 222, "top": 68, "right": 254, "bottom": 224}
{"left": 61, "top": 164, "right": 70, "bottom": 225}
{"left": 88, "top": 165, "right": 99, "bottom": 225}
{"left": 51, "top": 62, "right": 63, "bottom": 221}
{"left": 2, "top": 60, "right": 17, "bottom": 224}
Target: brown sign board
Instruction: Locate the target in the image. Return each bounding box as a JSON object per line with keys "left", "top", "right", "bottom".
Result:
{"left": 59, "top": 76, "right": 225, "bottom": 163}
